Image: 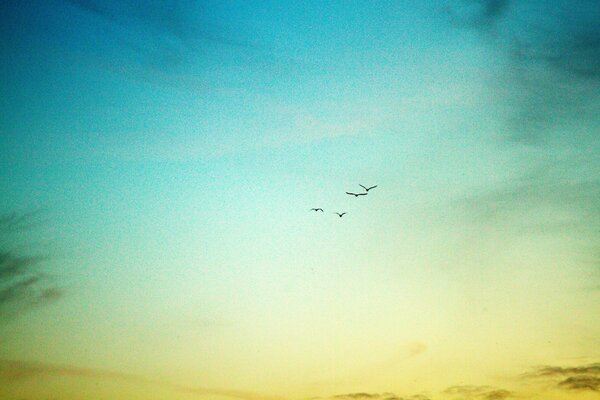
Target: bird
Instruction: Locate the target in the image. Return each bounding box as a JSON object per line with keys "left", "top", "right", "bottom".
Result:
{"left": 346, "top": 192, "right": 367, "bottom": 197}
{"left": 310, "top": 208, "right": 324, "bottom": 212}
{"left": 334, "top": 212, "right": 347, "bottom": 218}
{"left": 359, "top": 184, "right": 377, "bottom": 192}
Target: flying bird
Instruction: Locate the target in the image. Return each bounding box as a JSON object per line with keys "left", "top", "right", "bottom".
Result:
{"left": 346, "top": 192, "right": 367, "bottom": 197}
{"left": 310, "top": 208, "right": 324, "bottom": 212}
{"left": 334, "top": 212, "right": 347, "bottom": 218}
{"left": 359, "top": 184, "right": 377, "bottom": 192}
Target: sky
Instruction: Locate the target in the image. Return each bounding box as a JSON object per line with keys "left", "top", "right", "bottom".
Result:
{"left": 1, "top": 0, "right": 599, "bottom": 399}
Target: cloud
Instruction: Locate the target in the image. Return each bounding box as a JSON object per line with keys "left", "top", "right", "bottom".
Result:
{"left": 443, "top": 385, "right": 515, "bottom": 400}
{"left": 524, "top": 363, "right": 600, "bottom": 393}
{"left": 447, "top": 1, "right": 600, "bottom": 145}
{"left": 0, "top": 359, "right": 284, "bottom": 400}
{"left": 0, "top": 213, "right": 63, "bottom": 319}
{"left": 64, "top": 0, "right": 245, "bottom": 47}
{"left": 446, "top": 0, "right": 510, "bottom": 31}
{"left": 64, "top": 0, "right": 116, "bottom": 23}
{"left": 0, "top": 210, "right": 46, "bottom": 231}
{"left": 331, "top": 393, "right": 429, "bottom": 400}
{"left": 511, "top": 22, "right": 600, "bottom": 82}
{"left": 481, "top": 391, "right": 513, "bottom": 400}
{"left": 0, "top": 253, "right": 44, "bottom": 281}
{"left": 0, "top": 257, "right": 63, "bottom": 318}
{"left": 503, "top": 26, "right": 600, "bottom": 144}
{"left": 0, "top": 359, "right": 145, "bottom": 382}
{"left": 445, "top": 2, "right": 600, "bottom": 294}
{"left": 60, "top": 0, "right": 259, "bottom": 88}
{"left": 558, "top": 376, "right": 600, "bottom": 392}
{"left": 457, "top": 158, "right": 600, "bottom": 221}
{"left": 513, "top": 12, "right": 597, "bottom": 144}
{"left": 452, "top": 155, "right": 600, "bottom": 294}
{"left": 528, "top": 364, "right": 600, "bottom": 377}
{"left": 6, "top": 360, "right": 600, "bottom": 399}
{"left": 56, "top": 0, "right": 305, "bottom": 93}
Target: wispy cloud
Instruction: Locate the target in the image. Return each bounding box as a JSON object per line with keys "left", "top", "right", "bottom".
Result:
{"left": 61, "top": 0, "right": 256, "bottom": 87}
{"left": 527, "top": 364, "right": 600, "bottom": 377}
{"left": 5, "top": 360, "right": 600, "bottom": 399}
{"left": 524, "top": 363, "right": 600, "bottom": 393}
{"left": 314, "top": 365, "right": 600, "bottom": 400}
{"left": 457, "top": 158, "right": 600, "bottom": 224}
{"left": 447, "top": 0, "right": 600, "bottom": 144}
{"left": 504, "top": 35, "right": 600, "bottom": 145}
{"left": 444, "top": 1, "right": 600, "bottom": 291}
{"left": 0, "top": 210, "right": 47, "bottom": 231}
{"left": 558, "top": 376, "right": 600, "bottom": 392}
{"left": 64, "top": 0, "right": 249, "bottom": 50}
{"left": 333, "top": 393, "right": 388, "bottom": 399}
{"left": 511, "top": 23, "right": 600, "bottom": 81}
{"left": 445, "top": 0, "right": 510, "bottom": 31}
{"left": 67, "top": 0, "right": 247, "bottom": 45}
{"left": 0, "top": 213, "right": 63, "bottom": 319}
{"left": 330, "top": 393, "right": 430, "bottom": 400}
{"left": 0, "top": 359, "right": 283, "bottom": 400}
{"left": 443, "top": 385, "right": 515, "bottom": 400}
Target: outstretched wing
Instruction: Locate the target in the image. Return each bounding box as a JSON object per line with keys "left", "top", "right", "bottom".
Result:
{"left": 340, "top": 212, "right": 347, "bottom": 216}
{"left": 368, "top": 185, "right": 378, "bottom": 191}
{"left": 316, "top": 208, "right": 323, "bottom": 212}
{"left": 359, "top": 184, "right": 368, "bottom": 191}
{"left": 346, "top": 192, "right": 357, "bottom": 196}
{"left": 356, "top": 192, "right": 367, "bottom": 196}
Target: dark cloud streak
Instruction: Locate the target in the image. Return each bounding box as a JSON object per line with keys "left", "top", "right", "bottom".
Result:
{"left": 524, "top": 363, "right": 600, "bottom": 392}
{"left": 0, "top": 213, "right": 62, "bottom": 320}
{"left": 503, "top": 17, "right": 600, "bottom": 143}
{"left": 558, "top": 375, "right": 600, "bottom": 391}
{"left": 0, "top": 210, "right": 47, "bottom": 232}
{"left": 330, "top": 393, "right": 430, "bottom": 400}
{"left": 445, "top": 0, "right": 510, "bottom": 31}
{"left": 447, "top": 0, "right": 600, "bottom": 143}
{"left": 530, "top": 364, "right": 600, "bottom": 377}
{"left": 443, "top": 385, "right": 515, "bottom": 400}
{"left": 66, "top": 0, "right": 228, "bottom": 43}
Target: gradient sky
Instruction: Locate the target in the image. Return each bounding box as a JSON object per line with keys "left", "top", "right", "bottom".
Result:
{"left": 1, "top": 1, "right": 599, "bottom": 399}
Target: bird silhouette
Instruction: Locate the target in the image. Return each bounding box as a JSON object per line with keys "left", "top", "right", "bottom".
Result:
{"left": 334, "top": 212, "right": 347, "bottom": 218}
{"left": 346, "top": 192, "right": 367, "bottom": 197}
{"left": 359, "top": 184, "right": 377, "bottom": 192}
{"left": 310, "top": 208, "right": 324, "bottom": 212}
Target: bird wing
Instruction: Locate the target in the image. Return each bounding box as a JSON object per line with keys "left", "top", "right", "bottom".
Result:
{"left": 359, "top": 184, "right": 368, "bottom": 191}
{"left": 357, "top": 192, "right": 367, "bottom": 196}
{"left": 340, "top": 212, "right": 347, "bottom": 216}
{"left": 368, "top": 185, "right": 377, "bottom": 190}
{"left": 346, "top": 192, "right": 357, "bottom": 196}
